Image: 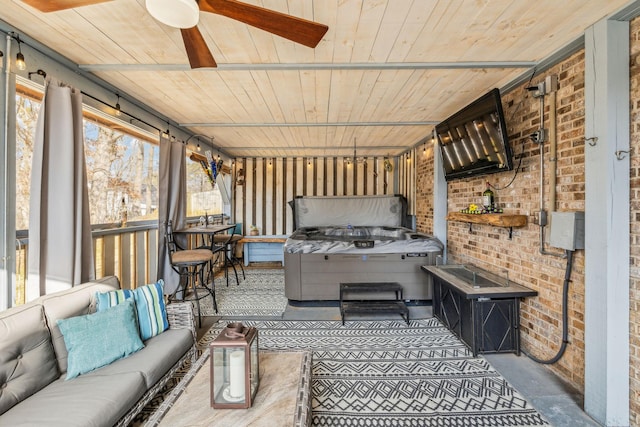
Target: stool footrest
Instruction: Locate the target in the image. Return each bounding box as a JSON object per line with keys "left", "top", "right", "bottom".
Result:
{"left": 339, "top": 282, "right": 409, "bottom": 325}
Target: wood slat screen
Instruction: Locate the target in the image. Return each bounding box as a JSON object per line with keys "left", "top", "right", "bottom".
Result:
{"left": 232, "top": 156, "right": 416, "bottom": 236}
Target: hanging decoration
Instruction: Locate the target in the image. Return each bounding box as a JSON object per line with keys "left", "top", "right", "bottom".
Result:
{"left": 201, "top": 150, "right": 224, "bottom": 189}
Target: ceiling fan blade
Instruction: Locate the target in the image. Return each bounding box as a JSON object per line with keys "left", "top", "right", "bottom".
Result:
{"left": 199, "top": 0, "right": 328, "bottom": 48}
{"left": 181, "top": 26, "right": 217, "bottom": 69}
{"left": 20, "top": 0, "right": 111, "bottom": 12}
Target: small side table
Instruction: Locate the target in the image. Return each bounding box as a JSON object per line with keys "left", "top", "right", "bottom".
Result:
{"left": 239, "top": 235, "right": 288, "bottom": 266}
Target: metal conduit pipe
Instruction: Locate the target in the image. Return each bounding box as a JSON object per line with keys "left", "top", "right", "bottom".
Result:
{"left": 524, "top": 249, "right": 574, "bottom": 364}
{"left": 535, "top": 91, "right": 564, "bottom": 259}
{"left": 549, "top": 91, "right": 557, "bottom": 209}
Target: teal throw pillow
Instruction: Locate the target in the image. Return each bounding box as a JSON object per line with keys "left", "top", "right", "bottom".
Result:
{"left": 96, "top": 280, "right": 168, "bottom": 341}
{"left": 57, "top": 299, "right": 144, "bottom": 380}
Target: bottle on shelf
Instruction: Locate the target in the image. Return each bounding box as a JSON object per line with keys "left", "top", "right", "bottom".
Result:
{"left": 482, "top": 182, "right": 494, "bottom": 211}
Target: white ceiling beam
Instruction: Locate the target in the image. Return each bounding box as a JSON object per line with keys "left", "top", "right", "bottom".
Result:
{"left": 179, "top": 121, "right": 438, "bottom": 127}
{"left": 78, "top": 61, "right": 536, "bottom": 72}
{"left": 223, "top": 145, "right": 400, "bottom": 151}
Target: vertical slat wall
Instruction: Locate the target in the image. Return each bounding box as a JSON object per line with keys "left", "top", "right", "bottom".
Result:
{"left": 233, "top": 156, "right": 414, "bottom": 235}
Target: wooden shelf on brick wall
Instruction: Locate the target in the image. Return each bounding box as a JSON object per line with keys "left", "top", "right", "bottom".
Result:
{"left": 446, "top": 212, "right": 527, "bottom": 239}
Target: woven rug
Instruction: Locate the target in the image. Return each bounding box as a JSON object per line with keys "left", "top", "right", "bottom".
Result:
{"left": 192, "top": 318, "right": 549, "bottom": 427}
{"left": 198, "top": 268, "right": 288, "bottom": 317}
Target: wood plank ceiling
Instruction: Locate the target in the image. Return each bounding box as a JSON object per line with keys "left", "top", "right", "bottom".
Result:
{"left": 0, "top": 0, "right": 632, "bottom": 158}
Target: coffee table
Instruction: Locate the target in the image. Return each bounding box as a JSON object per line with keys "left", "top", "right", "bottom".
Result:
{"left": 145, "top": 350, "right": 312, "bottom": 427}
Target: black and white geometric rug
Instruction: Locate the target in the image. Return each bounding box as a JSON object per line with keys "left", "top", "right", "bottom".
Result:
{"left": 198, "top": 318, "right": 550, "bottom": 427}
{"left": 198, "top": 269, "right": 288, "bottom": 317}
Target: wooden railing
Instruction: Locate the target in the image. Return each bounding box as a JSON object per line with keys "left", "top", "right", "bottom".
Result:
{"left": 14, "top": 221, "right": 159, "bottom": 306}
{"left": 13, "top": 218, "right": 228, "bottom": 307}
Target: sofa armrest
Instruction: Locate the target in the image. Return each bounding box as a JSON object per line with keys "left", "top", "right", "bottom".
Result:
{"left": 166, "top": 302, "right": 197, "bottom": 344}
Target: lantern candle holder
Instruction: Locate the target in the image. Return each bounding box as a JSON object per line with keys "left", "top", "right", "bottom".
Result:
{"left": 210, "top": 322, "right": 259, "bottom": 409}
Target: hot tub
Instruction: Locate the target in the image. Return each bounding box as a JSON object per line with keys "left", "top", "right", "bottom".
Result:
{"left": 284, "top": 196, "right": 444, "bottom": 301}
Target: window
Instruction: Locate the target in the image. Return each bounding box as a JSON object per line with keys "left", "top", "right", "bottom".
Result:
{"left": 83, "top": 112, "right": 159, "bottom": 225}
{"left": 14, "top": 81, "right": 161, "bottom": 306}
{"left": 15, "top": 82, "right": 160, "bottom": 230}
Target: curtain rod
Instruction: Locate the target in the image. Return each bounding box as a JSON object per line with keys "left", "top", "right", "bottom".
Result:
{"left": 25, "top": 65, "right": 168, "bottom": 136}
{"left": 79, "top": 90, "right": 163, "bottom": 134}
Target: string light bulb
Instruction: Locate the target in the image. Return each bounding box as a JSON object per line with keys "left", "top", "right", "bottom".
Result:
{"left": 115, "top": 94, "right": 121, "bottom": 116}
{"left": 15, "top": 39, "right": 26, "bottom": 71}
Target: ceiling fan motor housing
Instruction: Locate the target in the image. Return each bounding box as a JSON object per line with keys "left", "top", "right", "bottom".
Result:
{"left": 146, "top": 0, "right": 199, "bottom": 28}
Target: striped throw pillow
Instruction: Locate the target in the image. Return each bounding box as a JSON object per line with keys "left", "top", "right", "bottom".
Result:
{"left": 96, "top": 288, "right": 134, "bottom": 310}
{"left": 133, "top": 280, "right": 169, "bottom": 340}
{"left": 95, "top": 280, "right": 168, "bottom": 341}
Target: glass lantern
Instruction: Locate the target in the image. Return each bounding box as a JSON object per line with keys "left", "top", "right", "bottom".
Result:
{"left": 210, "top": 322, "right": 259, "bottom": 409}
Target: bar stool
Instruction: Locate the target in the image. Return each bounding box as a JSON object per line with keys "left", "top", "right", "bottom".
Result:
{"left": 212, "top": 224, "right": 244, "bottom": 286}
{"left": 164, "top": 220, "right": 217, "bottom": 327}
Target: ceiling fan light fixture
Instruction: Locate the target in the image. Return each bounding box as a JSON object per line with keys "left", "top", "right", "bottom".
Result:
{"left": 146, "top": 0, "right": 199, "bottom": 29}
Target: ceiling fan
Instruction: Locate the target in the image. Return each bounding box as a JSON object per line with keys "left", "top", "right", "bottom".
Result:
{"left": 20, "top": 0, "right": 329, "bottom": 69}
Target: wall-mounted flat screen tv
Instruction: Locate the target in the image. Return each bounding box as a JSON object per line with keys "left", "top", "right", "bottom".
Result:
{"left": 436, "top": 88, "right": 513, "bottom": 181}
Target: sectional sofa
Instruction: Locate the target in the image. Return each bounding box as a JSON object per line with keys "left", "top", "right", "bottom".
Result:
{"left": 0, "top": 276, "right": 197, "bottom": 426}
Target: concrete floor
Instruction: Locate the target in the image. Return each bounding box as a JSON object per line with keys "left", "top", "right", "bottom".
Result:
{"left": 198, "top": 302, "right": 600, "bottom": 427}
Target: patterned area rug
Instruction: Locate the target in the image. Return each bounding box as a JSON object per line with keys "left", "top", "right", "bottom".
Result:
{"left": 198, "top": 268, "right": 288, "bottom": 317}
{"left": 193, "top": 319, "right": 549, "bottom": 427}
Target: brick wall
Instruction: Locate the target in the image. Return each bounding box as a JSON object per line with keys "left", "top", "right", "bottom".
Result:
{"left": 418, "top": 22, "right": 640, "bottom": 421}
{"left": 629, "top": 16, "right": 640, "bottom": 427}
{"left": 415, "top": 142, "right": 435, "bottom": 233}
{"left": 416, "top": 51, "right": 588, "bottom": 390}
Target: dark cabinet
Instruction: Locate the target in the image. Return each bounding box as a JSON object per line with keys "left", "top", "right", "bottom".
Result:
{"left": 423, "top": 265, "right": 537, "bottom": 357}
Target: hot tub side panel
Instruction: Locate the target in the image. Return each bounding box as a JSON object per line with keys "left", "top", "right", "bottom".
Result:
{"left": 284, "top": 251, "right": 440, "bottom": 301}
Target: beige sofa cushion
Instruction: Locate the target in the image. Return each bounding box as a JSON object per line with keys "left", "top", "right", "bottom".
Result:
{"left": 39, "top": 276, "right": 120, "bottom": 374}
{"left": 0, "top": 371, "right": 147, "bottom": 427}
{"left": 0, "top": 303, "right": 59, "bottom": 415}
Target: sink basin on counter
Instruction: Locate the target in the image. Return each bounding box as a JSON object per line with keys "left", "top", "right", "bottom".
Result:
{"left": 421, "top": 264, "right": 538, "bottom": 356}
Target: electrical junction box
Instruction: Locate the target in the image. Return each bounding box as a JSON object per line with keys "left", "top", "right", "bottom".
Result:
{"left": 549, "top": 211, "right": 585, "bottom": 250}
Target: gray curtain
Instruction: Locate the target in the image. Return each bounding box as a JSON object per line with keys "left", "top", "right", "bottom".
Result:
{"left": 157, "top": 136, "right": 187, "bottom": 295}
{"left": 27, "top": 77, "right": 94, "bottom": 301}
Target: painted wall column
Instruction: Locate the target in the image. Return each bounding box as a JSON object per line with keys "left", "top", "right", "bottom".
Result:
{"left": 1, "top": 34, "right": 17, "bottom": 311}
{"left": 584, "top": 19, "right": 630, "bottom": 426}
{"left": 432, "top": 131, "right": 447, "bottom": 259}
